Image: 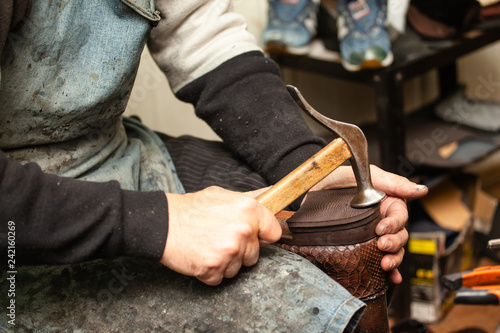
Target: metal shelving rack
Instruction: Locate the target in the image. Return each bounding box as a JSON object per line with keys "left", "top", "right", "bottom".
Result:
{"left": 270, "top": 19, "right": 500, "bottom": 175}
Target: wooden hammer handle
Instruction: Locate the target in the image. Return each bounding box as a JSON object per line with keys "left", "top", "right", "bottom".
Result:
{"left": 256, "top": 137, "right": 352, "bottom": 215}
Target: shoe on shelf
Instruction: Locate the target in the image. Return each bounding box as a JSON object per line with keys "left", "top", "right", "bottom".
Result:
{"left": 336, "top": 0, "right": 393, "bottom": 71}
{"left": 262, "top": 0, "right": 319, "bottom": 55}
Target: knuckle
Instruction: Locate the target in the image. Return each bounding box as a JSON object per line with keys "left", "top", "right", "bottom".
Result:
{"left": 237, "top": 194, "right": 260, "bottom": 211}
{"left": 201, "top": 275, "right": 223, "bottom": 286}
{"left": 206, "top": 185, "right": 221, "bottom": 192}
{"left": 224, "top": 270, "right": 237, "bottom": 279}
{"left": 220, "top": 238, "right": 243, "bottom": 258}
{"left": 399, "top": 209, "right": 409, "bottom": 224}
{"left": 395, "top": 230, "right": 408, "bottom": 247}
{"left": 243, "top": 247, "right": 259, "bottom": 267}
{"left": 401, "top": 228, "right": 409, "bottom": 241}
{"left": 224, "top": 245, "right": 240, "bottom": 258}
{"left": 233, "top": 223, "right": 254, "bottom": 239}
{"left": 203, "top": 255, "right": 225, "bottom": 270}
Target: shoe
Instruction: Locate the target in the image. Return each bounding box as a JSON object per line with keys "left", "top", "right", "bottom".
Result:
{"left": 336, "top": 0, "right": 393, "bottom": 71}
{"left": 275, "top": 188, "right": 390, "bottom": 333}
{"left": 262, "top": 0, "right": 319, "bottom": 54}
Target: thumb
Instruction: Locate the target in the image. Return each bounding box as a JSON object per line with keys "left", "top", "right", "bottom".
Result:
{"left": 258, "top": 214, "right": 282, "bottom": 246}
{"left": 371, "top": 165, "right": 428, "bottom": 199}
{"left": 244, "top": 187, "right": 282, "bottom": 245}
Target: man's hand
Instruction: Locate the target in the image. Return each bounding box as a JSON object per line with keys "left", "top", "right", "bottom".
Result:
{"left": 161, "top": 186, "right": 281, "bottom": 286}
{"left": 311, "top": 165, "right": 428, "bottom": 284}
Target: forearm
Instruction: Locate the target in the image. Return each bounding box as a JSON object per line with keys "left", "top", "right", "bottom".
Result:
{"left": 0, "top": 151, "right": 169, "bottom": 266}
{"left": 176, "top": 51, "right": 325, "bottom": 186}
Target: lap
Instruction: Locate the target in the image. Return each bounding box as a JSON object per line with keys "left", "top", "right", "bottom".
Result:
{"left": 2, "top": 246, "right": 365, "bottom": 332}
{"left": 160, "top": 134, "right": 269, "bottom": 193}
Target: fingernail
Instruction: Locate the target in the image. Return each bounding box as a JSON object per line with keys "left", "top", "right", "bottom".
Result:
{"left": 377, "top": 224, "right": 388, "bottom": 235}
{"left": 383, "top": 240, "right": 393, "bottom": 251}
{"left": 416, "top": 184, "right": 427, "bottom": 193}
{"left": 390, "top": 258, "right": 396, "bottom": 270}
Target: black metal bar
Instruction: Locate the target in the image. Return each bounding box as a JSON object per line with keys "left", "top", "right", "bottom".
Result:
{"left": 271, "top": 19, "right": 500, "bottom": 87}
{"left": 439, "top": 62, "right": 459, "bottom": 98}
{"left": 271, "top": 20, "right": 500, "bottom": 173}
{"left": 374, "top": 72, "right": 406, "bottom": 174}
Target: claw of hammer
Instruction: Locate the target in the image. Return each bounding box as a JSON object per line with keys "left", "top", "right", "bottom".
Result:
{"left": 286, "top": 85, "right": 385, "bottom": 208}
{"left": 256, "top": 86, "right": 385, "bottom": 217}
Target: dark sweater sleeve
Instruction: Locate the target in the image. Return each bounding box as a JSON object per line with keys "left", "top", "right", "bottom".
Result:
{"left": 176, "top": 51, "right": 326, "bottom": 187}
{"left": 0, "top": 150, "right": 169, "bottom": 266}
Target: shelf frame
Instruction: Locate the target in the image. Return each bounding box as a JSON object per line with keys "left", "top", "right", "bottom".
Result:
{"left": 270, "top": 20, "right": 500, "bottom": 173}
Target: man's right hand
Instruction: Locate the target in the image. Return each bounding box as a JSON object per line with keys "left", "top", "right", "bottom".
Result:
{"left": 161, "top": 186, "right": 281, "bottom": 286}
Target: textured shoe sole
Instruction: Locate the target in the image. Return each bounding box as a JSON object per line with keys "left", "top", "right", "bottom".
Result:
{"left": 341, "top": 50, "right": 393, "bottom": 72}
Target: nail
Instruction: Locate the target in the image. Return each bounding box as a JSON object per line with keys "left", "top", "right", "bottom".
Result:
{"left": 383, "top": 240, "right": 393, "bottom": 251}
{"left": 416, "top": 184, "right": 428, "bottom": 193}
{"left": 377, "top": 224, "right": 388, "bottom": 235}
{"left": 390, "top": 258, "right": 396, "bottom": 270}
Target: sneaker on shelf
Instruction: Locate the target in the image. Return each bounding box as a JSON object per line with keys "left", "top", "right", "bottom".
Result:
{"left": 336, "top": 0, "right": 393, "bottom": 71}
{"left": 262, "top": 0, "right": 319, "bottom": 55}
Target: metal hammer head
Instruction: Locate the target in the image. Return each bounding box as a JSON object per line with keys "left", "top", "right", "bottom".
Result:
{"left": 287, "top": 85, "right": 385, "bottom": 208}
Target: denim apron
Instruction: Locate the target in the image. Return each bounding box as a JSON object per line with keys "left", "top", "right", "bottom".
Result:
{"left": 0, "top": 0, "right": 184, "bottom": 193}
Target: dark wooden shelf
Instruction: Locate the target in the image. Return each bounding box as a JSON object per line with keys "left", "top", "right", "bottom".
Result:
{"left": 270, "top": 19, "right": 500, "bottom": 174}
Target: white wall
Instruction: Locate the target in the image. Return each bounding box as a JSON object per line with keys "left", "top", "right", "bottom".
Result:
{"left": 124, "top": 2, "right": 500, "bottom": 140}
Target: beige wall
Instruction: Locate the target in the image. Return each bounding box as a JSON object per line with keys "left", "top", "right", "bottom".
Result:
{"left": 124, "top": 2, "right": 500, "bottom": 140}
{"left": 459, "top": 41, "right": 500, "bottom": 103}
{"left": 123, "top": 0, "right": 268, "bottom": 141}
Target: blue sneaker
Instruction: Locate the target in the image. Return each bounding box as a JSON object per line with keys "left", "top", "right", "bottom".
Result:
{"left": 262, "top": 0, "right": 319, "bottom": 54}
{"left": 336, "top": 0, "right": 393, "bottom": 71}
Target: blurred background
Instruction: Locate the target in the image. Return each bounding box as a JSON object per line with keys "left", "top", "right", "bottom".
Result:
{"left": 124, "top": 0, "right": 500, "bottom": 141}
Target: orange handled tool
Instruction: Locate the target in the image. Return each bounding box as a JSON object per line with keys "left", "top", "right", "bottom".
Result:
{"left": 442, "top": 265, "right": 500, "bottom": 291}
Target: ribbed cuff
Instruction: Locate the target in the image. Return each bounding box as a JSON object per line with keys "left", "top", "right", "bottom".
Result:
{"left": 121, "top": 190, "right": 169, "bottom": 260}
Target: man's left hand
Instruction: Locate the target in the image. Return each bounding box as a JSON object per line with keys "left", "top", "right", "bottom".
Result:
{"left": 310, "top": 165, "right": 428, "bottom": 284}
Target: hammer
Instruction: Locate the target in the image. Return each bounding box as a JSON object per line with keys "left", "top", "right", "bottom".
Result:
{"left": 259, "top": 86, "right": 391, "bottom": 333}
{"left": 257, "top": 85, "right": 385, "bottom": 218}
